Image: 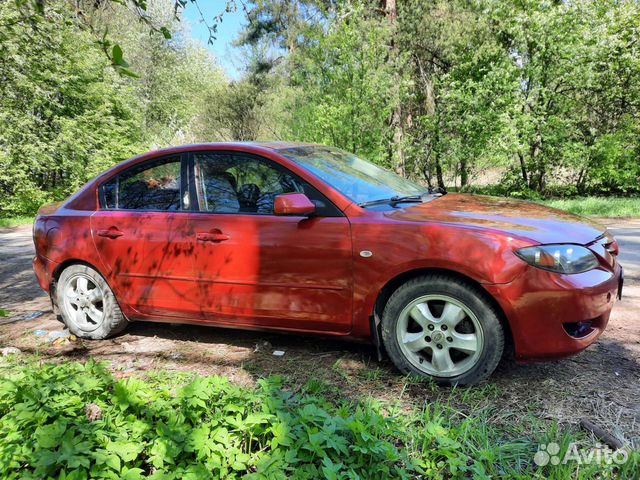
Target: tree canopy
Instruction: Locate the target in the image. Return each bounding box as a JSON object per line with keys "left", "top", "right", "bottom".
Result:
{"left": 1, "top": 0, "right": 639, "bottom": 215}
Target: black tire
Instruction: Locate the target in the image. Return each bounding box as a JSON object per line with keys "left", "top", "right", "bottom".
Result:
{"left": 56, "top": 264, "right": 128, "bottom": 339}
{"left": 381, "top": 274, "right": 504, "bottom": 386}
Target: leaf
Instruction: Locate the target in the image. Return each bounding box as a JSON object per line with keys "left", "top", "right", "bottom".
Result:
{"left": 185, "top": 424, "right": 210, "bottom": 458}
{"left": 120, "top": 467, "right": 145, "bottom": 480}
{"left": 106, "top": 440, "right": 143, "bottom": 462}
{"left": 270, "top": 422, "right": 292, "bottom": 449}
{"left": 35, "top": 421, "right": 67, "bottom": 448}
{"left": 160, "top": 26, "right": 172, "bottom": 40}
{"left": 109, "top": 44, "right": 140, "bottom": 77}
{"left": 58, "top": 430, "right": 92, "bottom": 469}
{"left": 321, "top": 457, "right": 343, "bottom": 480}
{"left": 245, "top": 412, "right": 273, "bottom": 426}
{"left": 231, "top": 451, "right": 250, "bottom": 471}
{"left": 101, "top": 452, "right": 121, "bottom": 472}
{"left": 111, "top": 44, "right": 126, "bottom": 66}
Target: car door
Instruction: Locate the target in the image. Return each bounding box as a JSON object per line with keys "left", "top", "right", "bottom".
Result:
{"left": 187, "top": 151, "right": 354, "bottom": 333}
{"left": 90, "top": 154, "right": 201, "bottom": 318}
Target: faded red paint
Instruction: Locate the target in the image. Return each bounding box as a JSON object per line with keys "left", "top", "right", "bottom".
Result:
{"left": 32, "top": 142, "right": 622, "bottom": 361}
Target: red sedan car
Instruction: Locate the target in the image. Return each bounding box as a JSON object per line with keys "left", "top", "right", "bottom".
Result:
{"left": 33, "top": 142, "right": 623, "bottom": 385}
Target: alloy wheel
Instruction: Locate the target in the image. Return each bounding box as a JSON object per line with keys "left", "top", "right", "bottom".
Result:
{"left": 396, "top": 294, "right": 484, "bottom": 377}
{"left": 62, "top": 273, "right": 105, "bottom": 332}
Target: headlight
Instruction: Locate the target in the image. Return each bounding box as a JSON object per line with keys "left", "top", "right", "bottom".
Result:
{"left": 515, "top": 244, "right": 599, "bottom": 274}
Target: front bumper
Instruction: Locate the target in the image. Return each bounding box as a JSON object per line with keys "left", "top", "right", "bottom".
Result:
{"left": 485, "top": 263, "right": 622, "bottom": 360}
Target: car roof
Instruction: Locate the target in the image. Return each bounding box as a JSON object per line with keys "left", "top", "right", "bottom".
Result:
{"left": 99, "top": 141, "right": 321, "bottom": 179}
{"left": 250, "top": 141, "right": 319, "bottom": 150}
{"left": 139, "top": 141, "right": 319, "bottom": 157}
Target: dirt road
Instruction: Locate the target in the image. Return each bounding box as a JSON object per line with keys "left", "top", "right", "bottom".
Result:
{"left": 1, "top": 221, "right": 639, "bottom": 447}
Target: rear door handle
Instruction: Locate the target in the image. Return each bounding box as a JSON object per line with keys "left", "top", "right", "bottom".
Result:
{"left": 196, "top": 231, "right": 230, "bottom": 243}
{"left": 97, "top": 228, "right": 124, "bottom": 239}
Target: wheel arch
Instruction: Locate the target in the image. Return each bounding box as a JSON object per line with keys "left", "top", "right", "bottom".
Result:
{"left": 52, "top": 258, "right": 106, "bottom": 283}
{"left": 372, "top": 267, "right": 514, "bottom": 354}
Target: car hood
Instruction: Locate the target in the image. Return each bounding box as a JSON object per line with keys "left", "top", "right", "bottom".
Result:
{"left": 384, "top": 193, "right": 606, "bottom": 245}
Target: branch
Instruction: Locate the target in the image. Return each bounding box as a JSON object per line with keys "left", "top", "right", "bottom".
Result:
{"left": 579, "top": 418, "right": 625, "bottom": 451}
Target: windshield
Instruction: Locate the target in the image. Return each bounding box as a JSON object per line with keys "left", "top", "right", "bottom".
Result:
{"left": 278, "top": 146, "right": 425, "bottom": 205}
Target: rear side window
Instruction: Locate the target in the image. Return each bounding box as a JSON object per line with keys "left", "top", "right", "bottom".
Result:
{"left": 102, "top": 157, "right": 182, "bottom": 211}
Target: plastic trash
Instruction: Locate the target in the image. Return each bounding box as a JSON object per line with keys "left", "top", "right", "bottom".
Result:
{"left": 47, "top": 330, "right": 71, "bottom": 342}
{"left": 33, "top": 329, "right": 48, "bottom": 336}
{"left": 23, "top": 311, "right": 44, "bottom": 321}
{"left": 272, "top": 350, "right": 285, "bottom": 357}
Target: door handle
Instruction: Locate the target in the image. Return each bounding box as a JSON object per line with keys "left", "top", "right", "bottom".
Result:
{"left": 97, "top": 228, "right": 124, "bottom": 239}
{"left": 196, "top": 231, "right": 230, "bottom": 243}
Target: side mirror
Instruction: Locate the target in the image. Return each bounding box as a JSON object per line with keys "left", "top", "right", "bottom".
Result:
{"left": 274, "top": 193, "right": 316, "bottom": 216}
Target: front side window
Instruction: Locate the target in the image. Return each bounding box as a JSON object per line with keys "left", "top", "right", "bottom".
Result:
{"left": 195, "top": 152, "right": 327, "bottom": 215}
{"left": 102, "top": 157, "right": 182, "bottom": 211}
{"left": 278, "top": 146, "right": 425, "bottom": 205}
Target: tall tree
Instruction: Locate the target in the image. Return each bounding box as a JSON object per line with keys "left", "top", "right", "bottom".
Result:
{"left": 0, "top": 1, "right": 144, "bottom": 214}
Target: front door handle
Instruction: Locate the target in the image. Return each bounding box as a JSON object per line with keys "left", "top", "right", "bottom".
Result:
{"left": 196, "top": 231, "right": 230, "bottom": 243}
{"left": 97, "top": 227, "right": 124, "bottom": 239}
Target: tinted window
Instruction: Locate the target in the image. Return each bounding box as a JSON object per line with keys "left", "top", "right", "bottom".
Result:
{"left": 279, "top": 146, "right": 425, "bottom": 205}
{"left": 194, "top": 152, "right": 340, "bottom": 216}
{"left": 102, "top": 157, "right": 182, "bottom": 211}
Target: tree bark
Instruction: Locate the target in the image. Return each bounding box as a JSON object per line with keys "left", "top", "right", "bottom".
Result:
{"left": 517, "top": 151, "right": 528, "bottom": 185}
{"left": 435, "top": 153, "right": 445, "bottom": 189}
{"left": 460, "top": 159, "right": 468, "bottom": 188}
{"left": 385, "top": 0, "right": 405, "bottom": 176}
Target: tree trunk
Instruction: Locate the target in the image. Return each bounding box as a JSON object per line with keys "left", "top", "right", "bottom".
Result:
{"left": 529, "top": 131, "right": 544, "bottom": 192}
{"left": 435, "top": 153, "right": 445, "bottom": 189}
{"left": 385, "top": 0, "right": 405, "bottom": 176}
{"left": 460, "top": 159, "right": 468, "bottom": 188}
{"left": 517, "top": 152, "right": 528, "bottom": 185}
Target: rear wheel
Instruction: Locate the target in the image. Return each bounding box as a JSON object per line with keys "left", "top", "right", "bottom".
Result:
{"left": 56, "top": 264, "right": 127, "bottom": 339}
{"left": 381, "top": 274, "right": 504, "bottom": 386}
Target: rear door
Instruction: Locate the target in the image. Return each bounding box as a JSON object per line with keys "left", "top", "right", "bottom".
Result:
{"left": 188, "top": 151, "right": 354, "bottom": 333}
{"left": 90, "top": 154, "right": 201, "bottom": 318}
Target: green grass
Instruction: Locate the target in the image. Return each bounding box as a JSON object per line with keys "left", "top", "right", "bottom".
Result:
{"left": 539, "top": 197, "right": 640, "bottom": 218}
{"left": 0, "top": 215, "right": 33, "bottom": 228}
{"left": 0, "top": 358, "right": 637, "bottom": 479}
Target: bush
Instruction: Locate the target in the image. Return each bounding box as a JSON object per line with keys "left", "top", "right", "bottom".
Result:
{"left": 0, "top": 360, "right": 416, "bottom": 479}
{"left": 1, "top": 359, "right": 638, "bottom": 479}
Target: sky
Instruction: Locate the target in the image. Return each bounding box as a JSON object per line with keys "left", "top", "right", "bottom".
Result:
{"left": 182, "top": 2, "right": 246, "bottom": 80}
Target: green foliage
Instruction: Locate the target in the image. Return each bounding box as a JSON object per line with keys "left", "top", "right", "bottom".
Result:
{"left": 0, "top": 2, "right": 145, "bottom": 215}
{"left": 106, "top": 0, "right": 227, "bottom": 146}
{"left": 2, "top": 0, "right": 640, "bottom": 215}
{"left": 541, "top": 197, "right": 640, "bottom": 218}
{"left": 286, "top": 1, "right": 396, "bottom": 167}
{"left": 0, "top": 0, "right": 227, "bottom": 216}
{"left": 1, "top": 359, "right": 638, "bottom": 479}
{"left": 0, "top": 216, "right": 33, "bottom": 228}
{"left": 0, "top": 360, "right": 416, "bottom": 479}
{"left": 240, "top": 0, "right": 640, "bottom": 196}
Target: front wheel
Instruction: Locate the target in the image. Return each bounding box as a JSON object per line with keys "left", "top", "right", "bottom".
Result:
{"left": 381, "top": 274, "right": 504, "bottom": 386}
{"left": 56, "top": 264, "right": 128, "bottom": 339}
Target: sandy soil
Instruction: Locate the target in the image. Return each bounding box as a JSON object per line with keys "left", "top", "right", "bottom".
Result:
{"left": 1, "top": 221, "right": 639, "bottom": 447}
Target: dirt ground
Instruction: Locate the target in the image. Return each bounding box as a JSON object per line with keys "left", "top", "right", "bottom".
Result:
{"left": 1, "top": 221, "right": 639, "bottom": 447}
